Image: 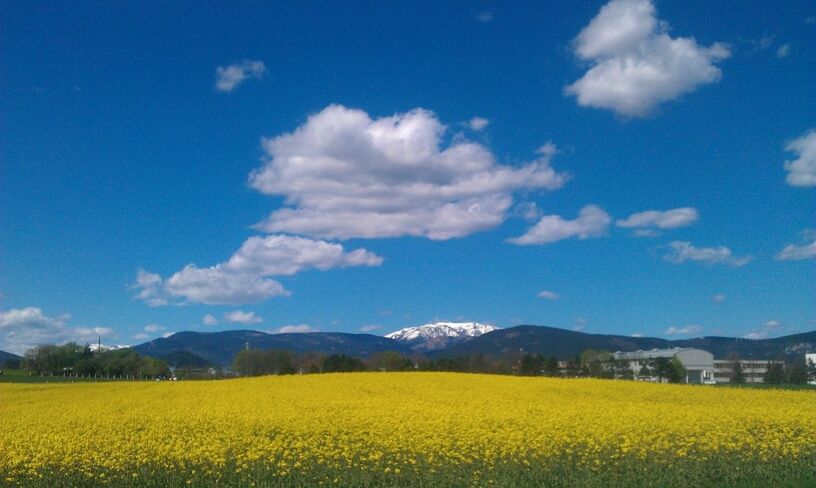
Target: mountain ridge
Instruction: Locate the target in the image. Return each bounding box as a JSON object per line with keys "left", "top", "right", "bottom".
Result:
{"left": 385, "top": 321, "right": 498, "bottom": 352}
{"left": 129, "top": 325, "right": 816, "bottom": 367}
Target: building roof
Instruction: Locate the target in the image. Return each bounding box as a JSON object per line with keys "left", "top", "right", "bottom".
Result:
{"left": 613, "top": 347, "right": 704, "bottom": 360}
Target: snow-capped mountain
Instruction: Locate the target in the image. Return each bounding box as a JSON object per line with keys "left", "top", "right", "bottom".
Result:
{"left": 385, "top": 322, "right": 499, "bottom": 351}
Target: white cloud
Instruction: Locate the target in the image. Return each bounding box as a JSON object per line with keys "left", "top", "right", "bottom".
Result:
{"left": 476, "top": 11, "right": 493, "bottom": 23}
{"left": 0, "top": 307, "right": 113, "bottom": 354}
{"left": 665, "top": 324, "right": 703, "bottom": 336}
{"left": 359, "top": 325, "right": 381, "bottom": 333}
{"left": 663, "top": 241, "right": 751, "bottom": 267}
{"left": 630, "top": 332, "right": 643, "bottom": 337}
{"left": 565, "top": 0, "right": 730, "bottom": 117}
{"left": 215, "top": 60, "right": 267, "bottom": 92}
{"left": 132, "top": 270, "right": 168, "bottom": 307}
{"left": 777, "top": 43, "right": 791, "bottom": 58}
{"left": 764, "top": 320, "right": 782, "bottom": 329}
{"left": 276, "top": 324, "right": 317, "bottom": 334}
{"left": 131, "top": 332, "right": 149, "bottom": 341}
{"left": 743, "top": 320, "right": 782, "bottom": 340}
{"left": 143, "top": 323, "right": 164, "bottom": 333}
{"left": 224, "top": 310, "right": 263, "bottom": 325}
{"left": 537, "top": 290, "right": 560, "bottom": 300}
{"left": 616, "top": 207, "right": 698, "bottom": 230}
{"left": 249, "top": 105, "right": 569, "bottom": 240}
{"left": 784, "top": 129, "right": 816, "bottom": 187}
{"left": 468, "top": 117, "right": 489, "bottom": 131}
{"left": 775, "top": 238, "right": 816, "bottom": 261}
{"left": 712, "top": 294, "right": 726, "bottom": 303}
{"left": 134, "top": 235, "right": 382, "bottom": 306}
{"left": 508, "top": 204, "right": 610, "bottom": 245}
{"left": 202, "top": 314, "right": 219, "bottom": 326}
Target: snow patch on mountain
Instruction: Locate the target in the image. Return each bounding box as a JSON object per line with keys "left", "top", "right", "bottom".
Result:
{"left": 386, "top": 322, "right": 499, "bottom": 351}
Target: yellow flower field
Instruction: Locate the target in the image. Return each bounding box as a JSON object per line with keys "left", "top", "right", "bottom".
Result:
{"left": 1, "top": 373, "right": 814, "bottom": 487}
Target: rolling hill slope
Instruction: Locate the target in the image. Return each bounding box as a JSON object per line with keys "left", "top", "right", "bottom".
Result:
{"left": 133, "top": 330, "right": 411, "bottom": 367}
{"left": 435, "top": 325, "right": 816, "bottom": 360}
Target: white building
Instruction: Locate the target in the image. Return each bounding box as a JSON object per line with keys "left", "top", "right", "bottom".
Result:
{"left": 807, "top": 353, "right": 816, "bottom": 386}
{"left": 613, "top": 348, "right": 714, "bottom": 384}
{"left": 712, "top": 359, "right": 783, "bottom": 384}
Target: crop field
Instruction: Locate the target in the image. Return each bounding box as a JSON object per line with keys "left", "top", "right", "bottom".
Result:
{"left": 1, "top": 373, "right": 815, "bottom": 487}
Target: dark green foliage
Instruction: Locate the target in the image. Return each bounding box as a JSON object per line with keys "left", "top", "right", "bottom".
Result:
{"left": 368, "top": 351, "right": 414, "bottom": 371}
{"left": 786, "top": 360, "right": 809, "bottom": 385}
{"left": 519, "top": 353, "right": 544, "bottom": 376}
{"left": 543, "top": 357, "right": 560, "bottom": 377}
{"left": 730, "top": 359, "right": 746, "bottom": 384}
{"left": 233, "top": 349, "right": 296, "bottom": 376}
{"left": 651, "top": 357, "right": 685, "bottom": 383}
{"left": 763, "top": 362, "right": 786, "bottom": 385}
{"left": 21, "top": 343, "right": 169, "bottom": 379}
{"left": 322, "top": 354, "right": 367, "bottom": 373}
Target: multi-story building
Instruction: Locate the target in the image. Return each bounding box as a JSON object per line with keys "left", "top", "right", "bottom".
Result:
{"left": 807, "top": 353, "right": 816, "bottom": 386}
{"left": 612, "top": 348, "right": 715, "bottom": 384}
{"left": 712, "top": 359, "right": 784, "bottom": 384}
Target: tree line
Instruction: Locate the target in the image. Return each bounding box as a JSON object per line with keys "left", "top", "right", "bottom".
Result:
{"left": 232, "top": 347, "right": 816, "bottom": 386}
{"left": 20, "top": 343, "right": 170, "bottom": 379}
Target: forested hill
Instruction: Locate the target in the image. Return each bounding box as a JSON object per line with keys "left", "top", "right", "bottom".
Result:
{"left": 0, "top": 349, "right": 22, "bottom": 366}
{"left": 434, "top": 325, "right": 816, "bottom": 360}
{"left": 133, "top": 330, "right": 411, "bottom": 367}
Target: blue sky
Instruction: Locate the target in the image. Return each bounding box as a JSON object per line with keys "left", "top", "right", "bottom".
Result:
{"left": 1, "top": 0, "right": 814, "bottom": 353}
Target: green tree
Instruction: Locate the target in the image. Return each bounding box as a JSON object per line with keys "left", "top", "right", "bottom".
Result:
{"left": 543, "top": 357, "right": 560, "bottom": 377}
{"left": 322, "top": 354, "right": 367, "bottom": 373}
{"left": 519, "top": 353, "right": 543, "bottom": 376}
{"left": 730, "top": 360, "right": 745, "bottom": 384}
{"left": 807, "top": 358, "right": 816, "bottom": 384}
{"left": 786, "top": 361, "right": 808, "bottom": 385}
{"left": 763, "top": 362, "right": 785, "bottom": 385}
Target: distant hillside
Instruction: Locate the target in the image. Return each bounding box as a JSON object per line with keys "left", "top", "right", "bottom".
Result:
{"left": 0, "top": 349, "right": 22, "bottom": 366}
{"left": 133, "top": 330, "right": 411, "bottom": 367}
{"left": 435, "top": 325, "right": 816, "bottom": 360}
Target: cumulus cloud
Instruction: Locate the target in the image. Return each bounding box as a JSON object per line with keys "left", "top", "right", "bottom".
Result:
{"left": 0, "top": 307, "right": 113, "bottom": 354}
{"left": 775, "top": 233, "right": 816, "bottom": 261}
{"left": 215, "top": 60, "right": 267, "bottom": 92}
{"left": 784, "top": 129, "right": 816, "bottom": 187}
{"left": 537, "top": 290, "right": 560, "bottom": 300}
{"left": 508, "top": 205, "right": 610, "bottom": 245}
{"left": 663, "top": 241, "right": 751, "bottom": 266}
{"left": 665, "top": 324, "right": 703, "bottom": 336}
{"left": 616, "top": 207, "right": 698, "bottom": 232}
{"left": 743, "top": 320, "right": 782, "bottom": 340}
{"left": 134, "top": 235, "right": 382, "bottom": 306}
{"left": 468, "top": 117, "right": 489, "bottom": 131}
{"left": 202, "top": 314, "right": 219, "bottom": 326}
{"left": 276, "top": 324, "right": 317, "bottom": 334}
{"left": 143, "top": 323, "right": 164, "bottom": 333}
{"left": 249, "top": 105, "right": 569, "bottom": 240}
{"left": 565, "top": 0, "right": 730, "bottom": 117}
{"left": 224, "top": 310, "right": 263, "bottom": 324}
{"left": 476, "top": 11, "right": 493, "bottom": 23}
{"left": 777, "top": 43, "right": 791, "bottom": 58}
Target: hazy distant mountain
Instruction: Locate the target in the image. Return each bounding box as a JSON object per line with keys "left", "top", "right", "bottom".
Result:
{"left": 133, "top": 330, "right": 410, "bottom": 367}
{"left": 0, "top": 349, "right": 22, "bottom": 366}
{"left": 435, "top": 325, "right": 816, "bottom": 360}
{"left": 386, "top": 322, "right": 499, "bottom": 352}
